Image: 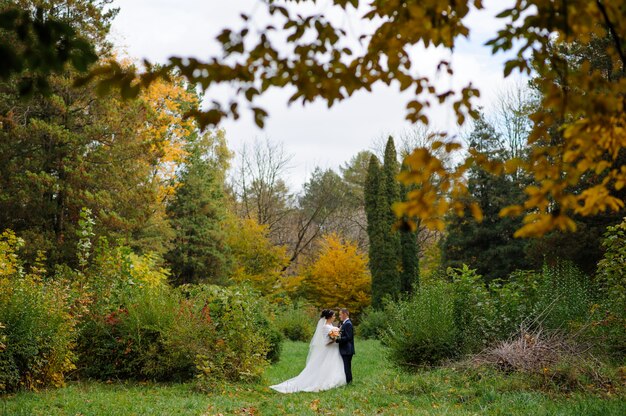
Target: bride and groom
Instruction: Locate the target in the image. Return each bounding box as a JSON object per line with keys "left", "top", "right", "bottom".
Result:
{"left": 270, "top": 308, "right": 355, "bottom": 393}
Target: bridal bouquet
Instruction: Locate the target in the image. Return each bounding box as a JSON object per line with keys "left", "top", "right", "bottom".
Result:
{"left": 328, "top": 327, "right": 340, "bottom": 341}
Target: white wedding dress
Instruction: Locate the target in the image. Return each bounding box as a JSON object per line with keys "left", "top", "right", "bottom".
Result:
{"left": 270, "top": 318, "right": 346, "bottom": 393}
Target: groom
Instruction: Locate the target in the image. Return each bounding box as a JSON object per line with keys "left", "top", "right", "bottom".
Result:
{"left": 335, "top": 308, "right": 354, "bottom": 384}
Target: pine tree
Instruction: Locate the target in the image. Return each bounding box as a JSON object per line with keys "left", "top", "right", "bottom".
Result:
{"left": 442, "top": 116, "right": 530, "bottom": 283}
{"left": 166, "top": 130, "right": 233, "bottom": 285}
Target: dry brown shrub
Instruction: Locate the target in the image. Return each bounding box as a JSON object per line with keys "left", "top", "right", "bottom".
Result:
{"left": 473, "top": 326, "right": 583, "bottom": 373}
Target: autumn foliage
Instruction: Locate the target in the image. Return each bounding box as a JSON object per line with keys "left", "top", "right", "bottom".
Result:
{"left": 78, "top": 0, "right": 625, "bottom": 239}
{"left": 301, "top": 234, "right": 371, "bottom": 316}
{"left": 225, "top": 215, "right": 297, "bottom": 301}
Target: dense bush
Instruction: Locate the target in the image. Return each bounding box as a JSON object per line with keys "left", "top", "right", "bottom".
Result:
{"left": 76, "top": 243, "right": 178, "bottom": 380}
{"left": 382, "top": 281, "right": 457, "bottom": 367}
{"left": 533, "top": 262, "right": 591, "bottom": 331}
{"left": 73, "top": 238, "right": 280, "bottom": 383}
{"left": 77, "top": 284, "right": 191, "bottom": 381}
{"left": 182, "top": 285, "right": 274, "bottom": 387}
{"left": 448, "top": 265, "right": 498, "bottom": 353}
{"left": 382, "top": 260, "right": 598, "bottom": 369}
{"left": 77, "top": 274, "right": 279, "bottom": 384}
{"left": 357, "top": 307, "right": 388, "bottom": 340}
{"left": 261, "top": 324, "right": 284, "bottom": 363}
{"left": 1, "top": 228, "right": 283, "bottom": 391}
{"left": 273, "top": 302, "right": 317, "bottom": 342}
{"left": 191, "top": 284, "right": 283, "bottom": 366}
{"left": 448, "top": 262, "right": 591, "bottom": 355}
{"left": 491, "top": 270, "right": 541, "bottom": 339}
{"left": 0, "top": 231, "right": 78, "bottom": 392}
{"left": 592, "top": 218, "right": 626, "bottom": 357}
{"left": 0, "top": 276, "right": 79, "bottom": 392}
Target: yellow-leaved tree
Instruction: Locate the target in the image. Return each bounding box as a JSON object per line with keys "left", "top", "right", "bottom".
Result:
{"left": 224, "top": 215, "right": 299, "bottom": 302}
{"left": 301, "top": 233, "right": 371, "bottom": 316}
{"left": 139, "top": 74, "right": 199, "bottom": 202}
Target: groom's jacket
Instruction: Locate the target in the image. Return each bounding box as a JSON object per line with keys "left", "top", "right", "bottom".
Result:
{"left": 336, "top": 319, "right": 355, "bottom": 356}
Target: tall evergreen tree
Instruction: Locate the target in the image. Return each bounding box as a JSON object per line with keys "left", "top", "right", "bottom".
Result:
{"left": 166, "top": 130, "right": 233, "bottom": 285}
{"left": 383, "top": 137, "right": 401, "bottom": 218}
{"left": 365, "top": 137, "right": 422, "bottom": 305}
{"left": 364, "top": 155, "right": 386, "bottom": 307}
{"left": 442, "top": 116, "right": 530, "bottom": 283}
{"left": 380, "top": 137, "right": 401, "bottom": 297}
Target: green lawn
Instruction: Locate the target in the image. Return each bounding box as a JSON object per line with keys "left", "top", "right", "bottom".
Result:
{"left": 2, "top": 340, "right": 624, "bottom": 415}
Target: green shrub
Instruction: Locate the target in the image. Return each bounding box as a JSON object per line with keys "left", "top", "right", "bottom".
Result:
{"left": 78, "top": 283, "right": 276, "bottom": 383}
{"left": 261, "top": 325, "right": 284, "bottom": 363}
{"left": 448, "top": 265, "right": 498, "bottom": 354}
{"left": 76, "top": 243, "right": 178, "bottom": 380}
{"left": 592, "top": 218, "right": 626, "bottom": 357}
{"left": 534, "top": 261, "right": 591, "bottom": 331}
{"left": 490, "top": 264, "right": 591, "bottom": 340}
{"left": 77, "top": 242, "right": 279, "bottom": 383}
{"left": 357, "top": 307, "right": 388, "bottom": 340}
{"left": 491, "top": 270, "right": 541, "bottom": 339}
{"left": 182, "top": 285, "right": 271, "bottom": 387}
{"left": 77, "top": 284, "right": 186, "bottom": 380}
{"left": 208, "top": 283, "right": 283, "bottom": 364}
{"left": 0, "top": 275, "right": 77, "bottom": 392}
{"left": 0, "top": 230, "right": 79, "bottom": 392}
{"left": 382, "top": 281, "right": 457, "bottom": 367}
{"left": 273, "top": 302, "right": 317, "bottom": 342}
{"left": 381, "top": 262, "right": 596, "bottom": 369}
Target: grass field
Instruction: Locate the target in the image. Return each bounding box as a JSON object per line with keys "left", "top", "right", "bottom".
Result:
{"left": 2, "top": 340, "right": 624, "bottom": 415}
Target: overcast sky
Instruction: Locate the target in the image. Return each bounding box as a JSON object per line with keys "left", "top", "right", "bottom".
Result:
{"left": 109, "top": 0, "right": 517, "bottom": 189}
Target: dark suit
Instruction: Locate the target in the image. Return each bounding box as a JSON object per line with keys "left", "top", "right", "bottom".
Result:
{"left": 336, "top": 318, "right": 354, "bottom": 383}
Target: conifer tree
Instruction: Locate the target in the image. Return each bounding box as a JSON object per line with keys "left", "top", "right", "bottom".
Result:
{"left": 364, "top": 155, "right": 386, "bottom": 307}
{"left": 166, "top": 130, "right": 233, "bottom": 285}
{"left": 380, "top": 137, "right": 401, "bottom": 298}
{"left": 365, "top": 137, "right": 423, "bottom": 304}
{"left": 385, "top": 136, "right": 421, "bottom": 293}
{"left": 442, "top": 116, "right": 530, "bottom": 283}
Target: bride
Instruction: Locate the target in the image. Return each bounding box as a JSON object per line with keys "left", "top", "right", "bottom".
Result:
{"left": 270, "top": 309, "right": 346, "bottom": 393}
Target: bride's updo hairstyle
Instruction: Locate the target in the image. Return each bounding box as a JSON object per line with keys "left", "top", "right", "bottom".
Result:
{"left": 320, "top": 309, "right": 334, "bottom": 319}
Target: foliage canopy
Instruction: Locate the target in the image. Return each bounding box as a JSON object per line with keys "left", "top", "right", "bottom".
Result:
{"left": 71, "top": 0, "right": 625, "bottom": 238}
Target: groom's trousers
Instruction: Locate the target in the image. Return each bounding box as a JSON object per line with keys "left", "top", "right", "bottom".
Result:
{"left": 341, "top": 354, "right": 353, "bottom": 384}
